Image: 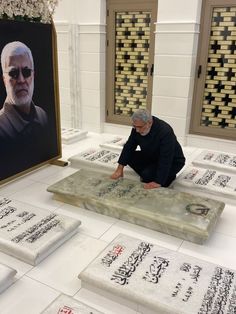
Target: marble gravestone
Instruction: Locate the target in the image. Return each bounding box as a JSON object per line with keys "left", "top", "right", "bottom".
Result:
{"left": 172, "top": 166, "right": 236, "bottom": 205}
{"left": 192, "top": 150, "right": 236, "bottom": 174}
{"left": 0, "top": 263, "right": 16, "bottom": 294}
{"left": 47, "top": 169, "right": 224, "bottom": 244}
{"left": 69, "top": 148, "right": 139, "bottom": 180}
{"left": 42, "top": 294, "right": 103, "bottom": 314}
{"left": 79, "top": 233, "right": 236, "bottom": 314}
{"left": 0, "top": 197, "right": 81, "bottom": 265}
{"left": 100, "top": 136, "right": 127, "bottom": 152}
{"left": 61, "top": 127, "right": 88, "bottom": 144}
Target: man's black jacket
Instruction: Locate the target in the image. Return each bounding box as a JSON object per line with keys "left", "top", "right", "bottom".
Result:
{"left": 118, "top": 116, "right": 185, "bottom": 185}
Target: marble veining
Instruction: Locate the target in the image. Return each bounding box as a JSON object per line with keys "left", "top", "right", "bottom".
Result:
{"left": 47, "top": 169, "right": 224, "bottom": 244}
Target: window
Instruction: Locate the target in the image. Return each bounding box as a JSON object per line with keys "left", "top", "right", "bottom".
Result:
{"left": 190, "top": 0, "right": 236, "bottom": 140}
{"left": 106, "top": 0, "right": 157, "bottom": 125}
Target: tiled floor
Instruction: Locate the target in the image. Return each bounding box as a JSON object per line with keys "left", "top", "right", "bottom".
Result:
{"left": 0, "top": 132, "right": 235, "bottom": 314}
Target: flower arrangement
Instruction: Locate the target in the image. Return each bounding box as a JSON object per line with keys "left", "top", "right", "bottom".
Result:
{"left": 0, "top": 0, "right": 59, "bottom": 24}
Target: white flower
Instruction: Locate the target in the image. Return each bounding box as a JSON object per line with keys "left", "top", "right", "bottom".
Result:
{"left": 0, "top": 0, "right": 59, "bottom": 23}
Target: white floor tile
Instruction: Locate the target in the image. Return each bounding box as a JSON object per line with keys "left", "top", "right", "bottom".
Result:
{"left": 62, "top": 143, "right": 91, "bottom": 160}
{"left": 182, "top": 146, "right": 199, "bottom": 155}
{"left": 0, "top": 276, "right": 59, "bottom": 314}
{"left": 182, "top": 147, "right": 202, "bottom": 165}
{"left": 55, "top": 203, "right": 117, "bottom": 238}
{"left": 10, "top": 182, "right": 62, "bottom": 211}
{"left": 0, "top": 252, "right": 32, "bottom": 279}
{"left": 27, "top": 233, "right": 107, "bottom": 295}
{"left": 215, "top": 203, "right": 236, "bottom": 238}
{"left": 74, "top": 288, "right": 139, "bottom": 314}
{"left": 37, "top": 166, "right": 78, "bottom": 185}
{"left": 23, "top": 165, "right": 59, "bottom": 182}
{"left": 100, "top": 220, "right": 183, "bottom": 250}
{"left": 179, "top": 232, "right": 236, "bottom": 270}
{"left": 0, "top": 177, "right": 34, "bottom": 197}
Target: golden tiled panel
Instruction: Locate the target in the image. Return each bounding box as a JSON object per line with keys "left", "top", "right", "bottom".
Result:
{"left": 115, "top": 11, "right": 151, "bottom": 116}
{"left": 201, "top": 7, "right": 236, "bottom": 128}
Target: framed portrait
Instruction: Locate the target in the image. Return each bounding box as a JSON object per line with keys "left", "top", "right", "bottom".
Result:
{"left": 0, "top": 19, "right": 61, "bottom": 184}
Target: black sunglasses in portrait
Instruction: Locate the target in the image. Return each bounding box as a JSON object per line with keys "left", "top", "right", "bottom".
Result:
{"left": 6, "top": 68, "right": 33, "bottom": 79}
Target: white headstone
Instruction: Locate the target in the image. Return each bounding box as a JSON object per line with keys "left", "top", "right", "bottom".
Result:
{"left": 42, "top": 294, "right": 103, "bottom": 314}
{"left": 172, "top": 166, "right": 236, "bottom": 205}
{"left": 61, "top": 128, "right": 88, "bottom": 144}
{"left": 0, "top": 197, "right": 81, "bottom": 265}
{"left": 79, "top": 233, "right": 236, "bottom": 314}
{"left": 69, "top": 148, "right": 139, "bottom": 180}
{"left": 100, "top": 137, "right": 127, "bottom": 152}
{"left": 192, "top": 150, "right": 236, "bottom": 174}
{"left": 0, "top": 263, "right": 16, "bottom": 294}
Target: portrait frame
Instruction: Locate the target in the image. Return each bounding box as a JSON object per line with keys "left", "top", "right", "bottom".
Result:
{"left": 0, "top": 19, "right": 61, "bottom": 184}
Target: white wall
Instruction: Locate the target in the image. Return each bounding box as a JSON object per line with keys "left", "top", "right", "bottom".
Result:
{"left": 152, "top": 0, "right": 202, "bottom": 144}
{"left": 54, "top": 0, "right": 106, "bottom": 131}
{"left": 54, "top": 0, "right": 235, "bottom": 152}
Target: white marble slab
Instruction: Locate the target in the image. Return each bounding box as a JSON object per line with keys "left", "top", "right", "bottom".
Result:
{"left": 42, "top": 294, "right": 104, "bottom": 313}
{"left": 100, "top": 136, "right": 127, "bottom": 152}
{"left": 69, "top": 148, "right": 139, "bottom": 180}
{"left": 79, "top": 233, "right": 236, "bottom": 314}
{"left": 192, "top": 150, "right": 236, "bottom": 174}
{"left": 172, "top": 166, "right": 236, "bottom": 205}
{"left": 61, "top": 128, "right": 88, "bottom": 144}
{"left": 0, "top": 263, "right": 16, "bottom": 294}
{"left": 0, "top": 197, "right": 81, "bottom": 265}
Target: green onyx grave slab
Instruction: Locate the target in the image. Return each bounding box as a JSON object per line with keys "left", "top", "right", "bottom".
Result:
{"left": 79, "top": 233, "right": 236, "bottom": 314}
{"left": 47, "top": 169, "right": 224, "bottom": 244}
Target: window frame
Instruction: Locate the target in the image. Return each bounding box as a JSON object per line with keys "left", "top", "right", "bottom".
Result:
{"left": 190, "top": 0, "right": 236, "bottom": 140}
{"left": 106, "top": 0, "right": 157, "bottom": 125}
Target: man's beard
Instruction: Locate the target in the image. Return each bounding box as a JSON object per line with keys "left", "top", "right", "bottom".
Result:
{"left": 140, "top": 127, "right": 151, "bottom": 136}
{"left": 6, "top": 81, "right": 34, "bottom": 107}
